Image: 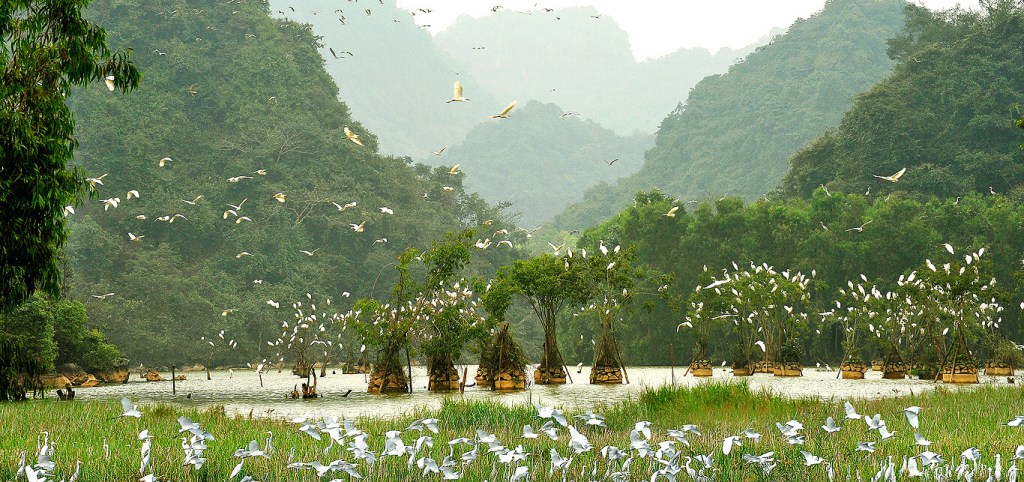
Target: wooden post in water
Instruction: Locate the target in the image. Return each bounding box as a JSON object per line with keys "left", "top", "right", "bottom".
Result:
{"left": 670, "top": 343, "right": 675, "bottom": 387}
{"left": 171, "top": 366, "right": 176, "bottom": 395}
{"left": 460, "top": 367, "right": 468, "bottom": 393}
{"left": 614, "top": 341, "right": 630, "bottom": 384}
{"left": 406, "top": 349, "right": 413, "bottom": 393}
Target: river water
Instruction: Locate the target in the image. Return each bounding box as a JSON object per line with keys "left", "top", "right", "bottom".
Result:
{"left": 73, "top": 365, "right": 1010, "bottom": 421}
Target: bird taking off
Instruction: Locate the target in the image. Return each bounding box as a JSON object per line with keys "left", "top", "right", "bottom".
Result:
{"left": 873, "top": 167, "right": 906, "bottom": 182}
{"left": 489, "top": 100, "right": 517, "bottom": 118}
{"left": 447, "top": 81, "right": 469, "bottom": 103}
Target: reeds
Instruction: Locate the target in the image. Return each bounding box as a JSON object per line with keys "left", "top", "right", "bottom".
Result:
{"left": 2, "top": 382, "right": 1022, "bottom": 480}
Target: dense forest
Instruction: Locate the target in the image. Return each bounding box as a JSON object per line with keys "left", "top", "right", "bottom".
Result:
{"left": 551, "top": 0, "right": 908, "bottom": 231}
{"left": 433, "top": 101, "right": 653, "bottom": 226}
{"left": 6, "top": 0, "right": 1024, "bottom": 376}
{"left": 559, "top": 1, "right": 1024, "bottom": 367}
{"left": 782, "top": 2, "right": 1024, "bottom": 200}
{"left": 21, "top": 0, "right": 524, "bottom": 366}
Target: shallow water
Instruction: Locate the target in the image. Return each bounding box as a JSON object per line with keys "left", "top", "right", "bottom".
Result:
{"left": 73, "top": 365, "right": 1011, "bottom": 421}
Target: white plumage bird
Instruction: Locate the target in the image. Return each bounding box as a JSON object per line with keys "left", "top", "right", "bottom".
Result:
{"left": 447, "top": 81, "right": 469, "bottom": 103}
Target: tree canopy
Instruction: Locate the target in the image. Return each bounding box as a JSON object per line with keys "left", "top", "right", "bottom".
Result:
{"left": 782, "top": 1, "right": 1024, "bottom": 199}
{"left": 1, "top": 0, "right": 140, "bottom": 311}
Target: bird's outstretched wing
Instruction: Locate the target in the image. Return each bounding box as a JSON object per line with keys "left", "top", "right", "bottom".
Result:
{"left": 491, "top": 100, "right": 517, "bottom": 118}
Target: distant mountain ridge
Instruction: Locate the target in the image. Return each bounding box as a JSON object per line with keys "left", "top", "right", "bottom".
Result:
{"left": 432, "top": 100, "right": 654, "bottom": 226}
{"left": 551, "top": 0, "right": 910, "bottom": 231}
{"left": 434, "top": 6, "right": 763, "bottom": 136}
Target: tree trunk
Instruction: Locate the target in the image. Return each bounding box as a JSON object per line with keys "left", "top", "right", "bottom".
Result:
{"left": 535, "top": 308, "right": 567, "bottom": 384}
{"left": 591, "top": 316, "right": 623, "bottom": 384}
{"left": 428, "top": 353, "right": 459, "bottom": 391}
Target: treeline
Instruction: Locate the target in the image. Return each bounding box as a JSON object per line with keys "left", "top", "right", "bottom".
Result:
{"left": 566, "top": 187, "right": 1024, "bottom": 365}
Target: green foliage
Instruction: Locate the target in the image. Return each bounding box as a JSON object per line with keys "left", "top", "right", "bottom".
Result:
{"left": 0, "top": 294, "right": 123, "bottom": 376}
{"left": 553, "top": 0, "right": 906, "bottom": 231}
{"left": 50, "top": 297, "right": 123, "bottom": 373}
{"left": 574, "top": 190, "right": 1024, "bottom": 365}
{"left": 498, "top": 253, "right": 590, "bottom": 371}
{"left": 0, "top": 295, "right": 57, "bottom": 373}
{"left": 783, "top": 2, "right": 1024, "bottom": 199}
{"left": 58, "top": 0, "right": 521, "bottom": 366}
{"left": 0, "top": 0, "right": 140, "bottom": 310}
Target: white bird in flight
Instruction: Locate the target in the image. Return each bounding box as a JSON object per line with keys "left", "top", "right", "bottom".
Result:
{"left": 119, "top": 398, "right": 141, "bottom": 418}
{"left": 344, "top": 126, "right": 363, "bottom": 146}
{"left": 873, "top": 167, "right": 907, "bottom": 182}
{"left": 489, "top": 100, "right": 517, "bottom": 118}
{"left": 447, "top": 81, "right": 469, "bottom": 103}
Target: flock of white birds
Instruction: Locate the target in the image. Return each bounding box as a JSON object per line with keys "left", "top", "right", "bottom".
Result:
{"left": 13, "top": 397, "right": 1024, "bottom": 481}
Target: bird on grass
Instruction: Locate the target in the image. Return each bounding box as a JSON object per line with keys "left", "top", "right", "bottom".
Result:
{"left": 119, "top": 398, "right": 142, "bottom": 418}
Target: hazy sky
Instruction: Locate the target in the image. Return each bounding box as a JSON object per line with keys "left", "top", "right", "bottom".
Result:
{"left": 396, "top": 0, "right": 979, "bottom": 60}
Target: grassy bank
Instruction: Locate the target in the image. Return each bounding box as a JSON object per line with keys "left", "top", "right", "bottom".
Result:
{"left": 3, "top": 382, "right": 1023, "bottom": 480}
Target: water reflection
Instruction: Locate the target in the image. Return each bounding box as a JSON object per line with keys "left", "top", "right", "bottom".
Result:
{"left": 73, "top": 366, "right": 1007, "bottom": 421}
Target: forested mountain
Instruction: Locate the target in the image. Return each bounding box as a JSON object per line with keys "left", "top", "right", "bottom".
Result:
{"left": 434, "top": 7, "right": 760, "bottom": 136}
{"left": 433, "top": 101, "right": 653, "bottom": 227}
{"left": 267, "top": 0, "right": 499, "bottom": 157}
{"left": 552, "top": 0, "right": 908, "bottom": 231}
{"left": 558, "top": 2, "right": 1024, "bottom": 367}
{"left": 65, "top": 0, "right": 522, "bottom": 365}
{"left": 782, "top": 2, "right": 1024, "bottom": 199}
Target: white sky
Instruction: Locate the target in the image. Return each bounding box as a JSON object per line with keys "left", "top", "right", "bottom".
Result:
{"left": 396, "top": 0, "right": 979, "bottom": 60}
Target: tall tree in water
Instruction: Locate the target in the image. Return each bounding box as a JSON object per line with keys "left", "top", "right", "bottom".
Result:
{"left": 498, "top": 254, "right": 588, "bottom": 384}
{"left": 0, "top": 0, "right": 140, "bottom": 310}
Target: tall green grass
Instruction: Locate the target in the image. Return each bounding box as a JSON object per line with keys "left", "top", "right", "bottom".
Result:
{"left": 3, "top": 382, "right": 1023, "bottom": 480}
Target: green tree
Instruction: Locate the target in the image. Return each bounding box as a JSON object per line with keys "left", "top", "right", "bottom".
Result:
{"left": 498, "top": 254, "right": 588, "bottom": 384}
{"left": 1, "top": 0, "right": 140, "bottom": 310}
